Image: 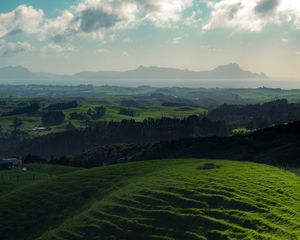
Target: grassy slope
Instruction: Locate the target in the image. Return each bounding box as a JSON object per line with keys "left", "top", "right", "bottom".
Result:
{"left": 0, "top": 164, "right": 80, "bottom": 196}
{"left": 1, "top": 159, "right": 300, "bottom": 240}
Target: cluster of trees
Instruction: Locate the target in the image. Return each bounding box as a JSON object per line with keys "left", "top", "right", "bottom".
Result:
{"left": 45, "top": 101, "right": 78, "bottom": 111}
{"left": 208, "top": 99, "right": 300, "bottom": 129}
{"left": 1, "top": 116, "right": 229, "bottom": 158}
{"left": 70, "top": 106, "right": 106, "bottom": 121}
{"left": 42, "top": 111, "right": 65, "bottom": 126}
{"left": 119, "top": 108, "right": 136, "bottom": 117}
{"left": 22, "top": 120, "right": 300, "bottom": 168}
{"left": 162, "top": 101, "right": 199, "bottom": 107}
{"left": 121, "top": 100, "right": 140, "bottom": 108}
{"left": 2, "top": 102, "right": 40, "bottom": 116}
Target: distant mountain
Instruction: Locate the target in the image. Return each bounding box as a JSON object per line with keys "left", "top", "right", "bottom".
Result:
{"left": 0, "top": 66, "right": 37, "bottom": 79}
{"left": 208, "top": 63, "right": 268, "bottom": 79}
{"left": 0, "top": 63, "right": 268, "bottom": 82}
{"left": 72, "top": 64, "right": 268, "bottom": 79}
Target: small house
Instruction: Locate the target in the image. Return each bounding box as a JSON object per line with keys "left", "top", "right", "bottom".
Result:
{"left": 32, "top": 127, "right": 47, "bottom": 132}
{"left": 4, "top": 158, "right": 23, "bottom": 167}
{"left": 0, "top": 158, "right": 23, "bottom": 169}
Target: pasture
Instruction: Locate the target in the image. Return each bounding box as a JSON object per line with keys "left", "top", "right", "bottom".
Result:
{"left": 0, "top": 159, "right": 300, "bottom": 239}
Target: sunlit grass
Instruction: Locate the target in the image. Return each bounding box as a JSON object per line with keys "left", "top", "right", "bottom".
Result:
{"left": 1, "top": 159, "right": 300, "bottom": 239}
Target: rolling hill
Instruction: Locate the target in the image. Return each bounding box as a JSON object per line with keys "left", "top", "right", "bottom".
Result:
{"left": 1, "top": 159, "right": 300, "bottom": 240}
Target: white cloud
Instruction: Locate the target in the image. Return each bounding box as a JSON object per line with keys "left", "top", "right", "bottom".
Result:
{"left": 185, "top": 10, "right": 203, "bottom": 27}
{"left": 0, "top": 40, "right": 32, "bottom": 56}
{"left": 97, "top": 48, "right": 109, "bottom": 53}
{"left": 39, "top": 0, "right": 138, "bottom": 42}
{"left": 122, "top": 51, "right": 129, "bottom": 57}
{"left": 141, "top": 0, "right": 193, "bottom": 27}
{"left": 42, "top": 10, "right": 74, "bottom": 42}
{"left": 1, "top": 0, "right": 300, "bottom": 53}
{"left": 0, "top": 5, "right": 44, "bottom": 38}
{"left": 40, "top": 0, "right": 193, "bottom": 42}
{"left": 41, "top": 43, "right": 76, "bottom": 55}
{"left": 172, "top": 37, "right": 182, "bottom": 44}
{"left": 296, "top": 51, "right": 300, "bottom": 55}
{"left": 203, "top": 0, "right": 300, "bottom": 32}
{"left": 281, "top": 38, "right": 289, "bottom": 43}
{"left": 199, "top": 44, "right": 220, "bottom": 52}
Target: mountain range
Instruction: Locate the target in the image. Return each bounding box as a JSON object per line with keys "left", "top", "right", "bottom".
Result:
{"left": 0, "top": 64, "right": 268, "bottom": 82}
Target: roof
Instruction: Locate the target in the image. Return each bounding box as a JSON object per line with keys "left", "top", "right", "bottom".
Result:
{"left": 3, "top": 158, "right": 21, "bottom": 161}
{"left": 0, "top": 160, "right": 13, "bottom": 165}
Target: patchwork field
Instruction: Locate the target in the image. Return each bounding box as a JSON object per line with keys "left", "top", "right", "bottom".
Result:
{"left": 1, "top": 159, "right": 300, "bottom": 240}
{"left": 0, "top": 98, "right": 207, "bottom": 135}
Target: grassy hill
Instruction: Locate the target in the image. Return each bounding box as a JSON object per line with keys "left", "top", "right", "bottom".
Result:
{"left": 1, "top": 159, "right": 300, "bottom": 239}
{"left": 0, "top": 164, "right": 80, "bottom": 196}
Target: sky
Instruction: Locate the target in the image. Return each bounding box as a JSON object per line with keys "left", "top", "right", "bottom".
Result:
{"left": 0, "top": 0, "right": 300, "bottom": 78}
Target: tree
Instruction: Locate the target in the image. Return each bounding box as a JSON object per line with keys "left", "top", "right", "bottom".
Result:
{"left": 42, "top": 111, "right": 65, "bottom": 126}
{"left": 12, "top": 118, "right": 23, "bottom": 130}
{"left": 0, "top": 124, "right": 3, "bottom": 136}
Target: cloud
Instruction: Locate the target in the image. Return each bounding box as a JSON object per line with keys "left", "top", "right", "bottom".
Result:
{"left": 122, "top": 51, "right": 129, "bottom": 57}
{"left": 203, "top": 0, "right": 300, "bottom": 32}
{"left": 79, "top": 9, "right": 119, "bottom": 31}
{"left": 0, "top": 40, "right": 32, "bottom": 56}
{"left": 296, "top": 51, "right": 300, "bottom": 55}
{"left": 75, "top": 0, "right": 138, "bottom": 30}
{"left": 185, "top": 10, "right": 203, "bottom": 27}
{"left": 281, "top": 38, "right": 289, "bottom": 43}
{"left": 172, "top": 37, "right": 182, "bottom": 44}
{"left": 42, "top": 10, "right": 74, "bottom": 42}
{"left": 40, "top": 0, "right": 138, "bottom": 42}
{"left": 141, "top": 0, "right": 193, "bottom": 27}
{"left": 254, "top": 0, "right": 279, "bottom": 15}
{"left": 2, "top": 0, "right": 300, "bottom": 52}
{"left": 41, "top": 43, "right": 76, "bottom": 55}
{"left": 40, "top": 0, "right": 192, "bottom": 42}
{"left": 97, "top": 48, "right": 109, "bottom": 53}
{"left": 0, "top": 5, "right": 44, "bottom": 38}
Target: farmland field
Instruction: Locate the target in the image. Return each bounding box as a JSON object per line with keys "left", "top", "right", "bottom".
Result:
{"left": 0, "top": 97, "right": 207, "bottom": 135}
{"left": 1, "top": 159, "right": 300, "bottom": 240}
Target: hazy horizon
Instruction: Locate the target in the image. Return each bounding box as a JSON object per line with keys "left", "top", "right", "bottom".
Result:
{"left": 0, "top": 0, "right": 300, "bottom": 80}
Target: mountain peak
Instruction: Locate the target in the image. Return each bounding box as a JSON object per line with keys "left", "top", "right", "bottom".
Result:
{"left": 0, "top": 65, "right": 35, "bottom": 79}
{"left": 213, "top": 63, "right": 241, "bottom": 71}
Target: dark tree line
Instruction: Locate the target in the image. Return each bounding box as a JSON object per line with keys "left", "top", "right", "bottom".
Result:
{"left": 208, "top": 99, "right": 300, "bottom": 129}
{"left": 45, "top": 101, "right": 78, "bottom": 111}
{"left": 70, "top": 106, "right": 106, "bottom": 121}
{"left": 1, "top": 116, "right": 229, "bottom": 158}
{"left": 2, "top": 102, "right": 40, "bottom": 117}
{"left": 42, "top": 111, "right": 65, "bottom": 126}
{"left": 62, "top": 120, "right": 300, "bottom": 168}
{"left": 119, "top": 108, "right": 136, "bottom": 116}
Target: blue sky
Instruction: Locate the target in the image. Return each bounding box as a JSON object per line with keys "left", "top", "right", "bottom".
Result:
{"left": 0, "top": 0, "right": 300, "bottom": 77}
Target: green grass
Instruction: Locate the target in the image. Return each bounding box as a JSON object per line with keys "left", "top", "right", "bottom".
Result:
{"left": 1, "top": 159, "right": 300, "bottom": 240}
{"left": 0, "top": 164, "right": 80, "bottom": 196}
{"left": 0, "top": 100, "right": 207, "bottom": 135}
{"left": 232, "top": 128, "right": 253, "bottom": 135}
